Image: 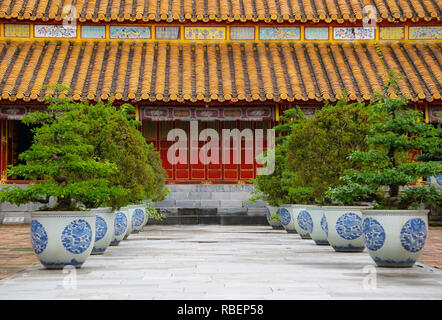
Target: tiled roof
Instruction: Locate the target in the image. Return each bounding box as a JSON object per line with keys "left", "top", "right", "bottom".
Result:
{"left": 0, "top": 0, "right": 440, "bottom": 23}
{"left": 0, "top": 40, "right": 440, "bottom": 103}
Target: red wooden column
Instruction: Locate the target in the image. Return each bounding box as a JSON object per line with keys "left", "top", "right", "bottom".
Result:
{"left": 0, "top": 120, "right": 9, "bottom": 184}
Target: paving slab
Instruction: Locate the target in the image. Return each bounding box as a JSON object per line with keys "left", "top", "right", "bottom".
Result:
{"left": 0, "top": 225, "right": 441, "bottom": 300}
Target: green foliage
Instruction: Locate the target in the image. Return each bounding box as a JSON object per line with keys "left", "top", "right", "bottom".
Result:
{"left": 145, "top": 143, "right": 169, "bottom": 202}
{"left": 286, "top": 97, "right": 375, "bottom": 204}
{"left": 249, "top": 107, "right": 305, "bottom": 206}
{"left": 327, "top": 72, "right": 442, "bottom": 209}
{"left": 0, "top": 85, "right": 128, "bottom": 210}
{"left": 145, "top": 199, "right": 165, "bottom": 222}
{"left": 0, "top": 85, "right": 168, "bottom": 211}
{"left": 269, "top": 214, "right": 281, "bottom": 222}
{"left": 78, "top": 100, "right": 167, "bottom": 207}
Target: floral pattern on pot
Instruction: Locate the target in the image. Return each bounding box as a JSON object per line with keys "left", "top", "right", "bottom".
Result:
{"left": 400, "top": 218, "right": 427, "bottom": 253}
{"left": 279, "top": 208, "right": 291, "bottom": 226}
{"left": 297, "top": 210, "right": 313, "bottom": 233}
{"left": 30, "top": 220, "right": 48, "bottom": 254}
{"left": 114, "top": 212, "right": 127, "bottom": 236}
{"left": 362, "top": 217, "right": 386, "bottom": 251}
{"left": 61, "top": 219, "right": 93, "bottom": 254}
{"left": 95, "top": 216, "right": 107, "bottom": 242}
{"left": 336, "top": 213, "right": 362, "bottom": 240}
{"left": 321, "top": 214, "right": 328, "bottom": 237}
{"left": 132, "top": 209, "right": 145, "bottom": 228}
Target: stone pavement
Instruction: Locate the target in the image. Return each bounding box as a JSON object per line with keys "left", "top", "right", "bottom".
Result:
{"left": 0, "top": 225, "right": 38, "bottom": 280}
{"left": 419, "top": 227, "right": 442, "bottom": 269}
{"left": 0, "top": 225, "right": 441, "bottom": 300}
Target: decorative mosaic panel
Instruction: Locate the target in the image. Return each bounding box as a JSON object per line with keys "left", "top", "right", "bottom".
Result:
{"left": 4, "top": 24, "right": 30, "bottom": 38}
{"left": 0, "top": 106, "right": 44, "bottom": 120}
{"left": 259, "top": 27, "right": 300, "bottom": 40}
{"left": 300, "top": 107, "right": 316, "bottom": 118}
{"left": 304, "top": 27, "right": 329, "bottom": 40}
{"left": 140, "top": 107, "right": 274, "bottom": 121}
{"left": 333, "top": 27, "right": 375, "bottom": 40}
{"left": 155, "top": 26, "right": 180, "bottom": 39}
{"left": 184, "top": 27, "right": 226, "bottom": 40}
{"left": 429, "top": 106, "right": 442, "bottom": 123}
{"left": 81, "top": 25, "right": 105, "bottom": 39}
{"left": 379, "top": 27, "right": 405, "bottom": 40}
{"left": 409, "top": 26, "right": 442, "bottom": 40}
{"left": 110, "top": 26, "right": 151, "bottom": 39}
{"left": 34, "top": 25, "right": 77, "bottom": 38}
{"left": 230, "top": 27, "right": 255, "bottom": 40}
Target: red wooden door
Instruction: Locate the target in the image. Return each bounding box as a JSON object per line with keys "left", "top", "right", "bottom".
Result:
{"left": 142, "top": 120, "right": 272, "bottom": 184}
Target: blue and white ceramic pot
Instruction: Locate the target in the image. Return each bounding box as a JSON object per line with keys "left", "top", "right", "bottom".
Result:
{"left": 30, "top": 211, "right": 96, "bottom": 269}
{"left": 91, "top": 208, "right": 116, "bottom": 255}
{"left": 122, "top": 207, "right": 133, "bottom": 239}
{"left": 266, "top": 205, "right": 283, "bottom": 229}
{"left": 280, "top": 205, "right": 301, "bottom": 233}
{"left": 308, "top": 206, "right": 329, "bottom": 245}
{"left": 291, "top": 205, "right": 317, "bottom": 239}
{"left": 110, "top": 209, "right": 129, "bottom": 246}
{"left": 361, "top": 209, "right": 429, "bottom": 268}
{"left": 427, "top": 175, "right": 442, "bottom": 189}
{"left": 323, "top": 206, "right": 369, "bottom": 252}
{"left": 128, "top": 204, "right": 147, "bottom": 233}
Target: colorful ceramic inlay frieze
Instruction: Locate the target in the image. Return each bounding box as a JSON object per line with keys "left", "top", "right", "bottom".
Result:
{"left": 140, "top": 107, "right": 274, "bottom": 121}
{"left": 259, "top": 27, "right": 300, "bottom": 40}
{"left": 184, "top": 27, "right": 226, "bottom": 40}
{"left": 34, "top": 25, "right": 76, "bottom": 38}
{"left": 379, "top": 27, "right": 405, "bottom": 40}
{"left": 333, "top": 27, "right": 375, "bottom": 40}
{"left": 4, "top": 24, "right": 30, "bottom": 38}
{"left": 300, "top": 107, "right": 316, "bottom": 118}
{"left": 409, "top": 26, "right": 442, "bottom": 40}
{"left": 230, "top": 27, "right": 255, "bottom": 40}
{"left": 155, "top": 26, "right": 180, "bottom": 39}
{"left": 304, "top": 27, "right": 329, "bottom": 40}
{"left": 81, "top": 25, "right": 106, "bottom": 39}
{"left": 110, "top": 26, "right": 151, "bottom": 39}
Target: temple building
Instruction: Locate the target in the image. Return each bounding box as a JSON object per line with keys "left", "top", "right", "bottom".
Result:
{"left": 0, "top": 1, "right": 440, "bottom": 220}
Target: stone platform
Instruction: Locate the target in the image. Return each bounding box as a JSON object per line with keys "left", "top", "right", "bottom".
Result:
{"left": 0, "top": 225, "right": 440, "bottom": 300}
{"left": 153, "top": 184, "right": 267, "bottom": 225}
{"left": 0, "top": 184, "right": 268, "bottom": 225}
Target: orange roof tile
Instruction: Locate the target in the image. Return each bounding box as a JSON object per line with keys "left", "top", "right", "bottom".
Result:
{"left": 0, "top": 0, "right": 439, "bottom": 23}
{"left": 0, "top": 39, "right": 440, "bottom": 103}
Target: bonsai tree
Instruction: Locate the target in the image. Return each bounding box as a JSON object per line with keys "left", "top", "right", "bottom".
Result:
{"left": 0, "top": 86, "right": 128, "bottom": 211}
{"left": 0, "top": 85, "right": 169, "bottom": 211}
{"left": 249, "top": 107, "right": 307, "bottom": 206}
{"left": 327, "top": 72, "right": 442, "bottom": 209}
{"left": 145, "top": 142, "right": 169, "bottom": 202}
{"left": 79, "top": 100, "right": 167, "bottom": 207}
{"left": 286, "top": 97, "right": 375, "bottom": 204}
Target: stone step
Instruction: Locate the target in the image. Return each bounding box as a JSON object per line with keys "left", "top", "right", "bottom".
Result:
{"left": 155, "top": 184, "right": 267, "bottom": 211}
{"left": 160, "top": 192, "right": 258, "bottom": 202}
{"left": 429, "top": 215, "right": 442, "bottom": 227}
{"left": 0, "top": 212, "right": 31, "bottom": 224}
{"left": 177, "top": 208, "right": 218, "bottom": 216}
{"left": 148, "top": 215, "right": 268, "bottom": 225}
{"left": 155, "top": 199, "right": 266, "bottom": 209}
{"left": 167, "top": 184, "right": 256, "bottom": 192}
{"left": 157, "top": 207, "right": 261, "bottom": 216}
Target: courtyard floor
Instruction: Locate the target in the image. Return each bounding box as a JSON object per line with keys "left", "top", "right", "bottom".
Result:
{"left": 0, "top": 224, "right": 441, "bottom": 299}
